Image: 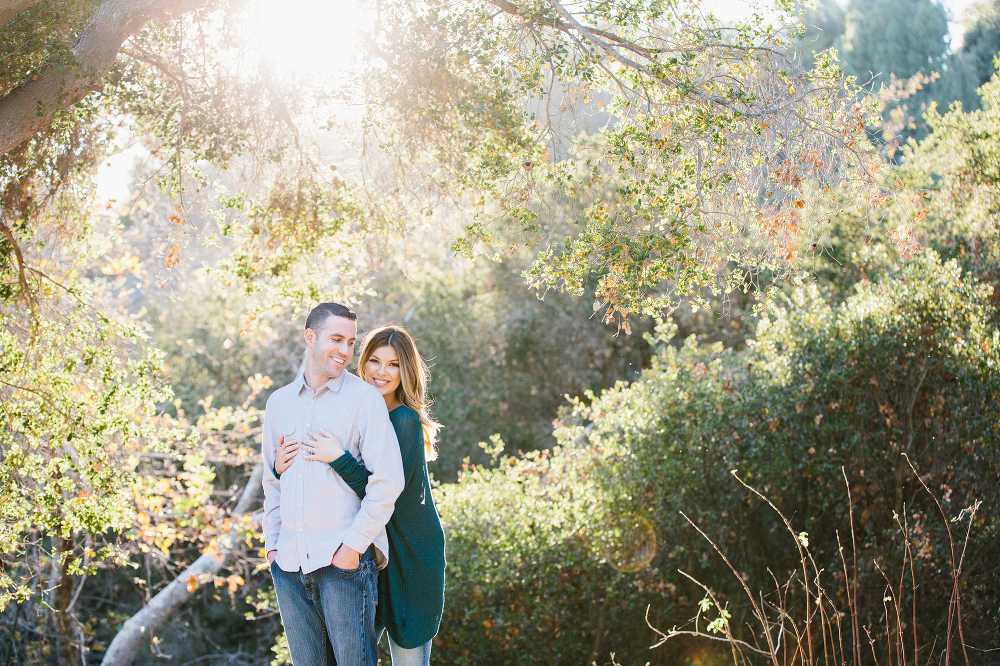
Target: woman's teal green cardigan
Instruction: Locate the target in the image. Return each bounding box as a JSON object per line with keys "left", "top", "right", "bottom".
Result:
{"left": 330, "top": 404, "right": 446, "bottom": 649}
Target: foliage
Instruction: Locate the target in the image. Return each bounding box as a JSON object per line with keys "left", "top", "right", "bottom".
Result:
{"left": 0, "top": 301, "right": 164, "bottom": 599}
{"left": 0, "top": 209, "right": 173, "bottom": 602}
{"left": 901, "top": 70, "right": 1000, "bottom": 298}
{"left": 2, "top": 0, "right": 902, "bottom": 332}
{"left": 0, "top": 201, "right": 275, "bottom": 662}
{"left": 960, "top": 0, "right": 1000, "bottom": 87}
{"left": 432, "top": 251, "right": 1000, "bottom": 663}
{"left": 359, "top": 236, "right": 654, "bottom": 476}
{"left": 348, "top": 0, "right": 896, "bottom": 324}
{"left": 434, "top": 438, "right": 662, "bottom": 665}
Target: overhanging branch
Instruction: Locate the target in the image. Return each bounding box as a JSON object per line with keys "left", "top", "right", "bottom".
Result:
{"left": 488, "top": 0, "right": 655, "bottom": 57}
{"left": 0, "top": 0, "right": 210, "bottom": 158}
{"left": 0, "top": 0, "right": 42, "bottom": 29}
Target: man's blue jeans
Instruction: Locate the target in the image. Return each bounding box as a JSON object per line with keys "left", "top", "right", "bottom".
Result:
{"left": 271, "top": 547, "right": 378, "bottom": 666}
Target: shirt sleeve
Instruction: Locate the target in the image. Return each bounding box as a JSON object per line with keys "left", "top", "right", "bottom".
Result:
{"left": 340, "top": 392, "right": 404, "bottom": 554}
{"left": 330, "top": 452, "right": 371, "bottom": 499}
{"left": 260, "top": 400, "right": 282, "bottom": 555}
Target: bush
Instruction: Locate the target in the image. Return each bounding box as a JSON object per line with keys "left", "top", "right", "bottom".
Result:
{"left": 434, "top": 438, "right": 659, "bottom": 665}
{"left": 434, "top": 251, "right": 1000, "bottom": 664}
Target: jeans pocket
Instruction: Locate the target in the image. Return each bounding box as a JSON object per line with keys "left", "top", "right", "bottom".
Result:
{"left": 330, "top": 561, "right": 362, "bottom": 574}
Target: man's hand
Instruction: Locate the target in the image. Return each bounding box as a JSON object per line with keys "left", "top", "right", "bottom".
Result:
{"left": 332, "top": 544, "right": 360, "bottom": 570}
{"left": 275, "top": 435, "right": 299, "bottom": 475}
{"left": 267, "top": 550, "right": 276, "bottom": 565}
{"left": 302, "top": 429, "right": 344, "bottom": 464}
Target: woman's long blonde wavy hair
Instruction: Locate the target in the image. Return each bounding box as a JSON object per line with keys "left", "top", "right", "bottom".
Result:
{"left": 356, "top": 326, "right": 441, "bottom": 461}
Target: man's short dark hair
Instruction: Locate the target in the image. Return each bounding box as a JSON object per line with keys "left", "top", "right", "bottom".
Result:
{"left": 305, "top": 302, "right": 357, "bottom": 331}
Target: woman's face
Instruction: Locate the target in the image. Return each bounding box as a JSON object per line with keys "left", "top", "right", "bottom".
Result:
{"left": 365, "top": 345, "right": 401, "bottom": 399}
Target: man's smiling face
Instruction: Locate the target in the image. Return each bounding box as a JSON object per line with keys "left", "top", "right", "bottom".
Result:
{"left": 305, "top": 314, "right": 357, "bottom": 383}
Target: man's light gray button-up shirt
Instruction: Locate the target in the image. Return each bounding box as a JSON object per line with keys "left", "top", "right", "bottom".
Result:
{"left": 261, "top": 371, "right": 404, "bottom": 574}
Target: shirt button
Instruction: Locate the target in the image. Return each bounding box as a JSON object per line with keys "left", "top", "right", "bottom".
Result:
{"left": 298, "top": 528, "right": 303, "bottom": 532}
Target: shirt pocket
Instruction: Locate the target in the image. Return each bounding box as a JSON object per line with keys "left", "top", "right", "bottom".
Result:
{"left": 277, "top": 422, "right": 297, "bottom": 442}
{"left": 311, "top": 421, "right": 353, "bottom": 456}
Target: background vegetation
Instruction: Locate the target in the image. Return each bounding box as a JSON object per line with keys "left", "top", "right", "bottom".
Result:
{"left": 1, "top": 0, "right": 999, "bottom": 664}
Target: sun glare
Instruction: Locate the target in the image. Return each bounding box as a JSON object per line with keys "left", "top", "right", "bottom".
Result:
{"left": 255, "top": 0, "right": 368, "bottom": 79}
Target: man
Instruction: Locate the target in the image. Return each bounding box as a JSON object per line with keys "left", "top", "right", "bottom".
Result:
{"left": 261, "top": 302, "right": 404, "bottom": 666}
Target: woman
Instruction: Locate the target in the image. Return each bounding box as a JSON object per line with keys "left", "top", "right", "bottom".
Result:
{"left": 275, "top": 325, "right": 445, "bottom": 666}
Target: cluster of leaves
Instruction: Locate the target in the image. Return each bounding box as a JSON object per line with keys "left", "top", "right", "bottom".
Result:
{"left": 429, "top": 251, "right": 1000, "bottom": 664}
{"left": 0, "top": 200, "right": 175, "bottom": 607}
{"left": 353, "top": 0, "right": 894, "bottom": 326}
{"left": 900, "top": 70, "right": 1000, "bottom": 297}
{"left": 0, "top": 281, "right": 169, "bottom": 611}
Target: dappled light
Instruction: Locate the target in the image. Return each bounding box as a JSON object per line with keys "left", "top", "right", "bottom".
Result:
{"left": 1, "top": 0, "right": 999, "bottom": 664}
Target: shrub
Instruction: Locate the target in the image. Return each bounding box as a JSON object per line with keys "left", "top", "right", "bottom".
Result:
{"left": 434, "top": 251, "right": 1000, "bottom": 663}
{"left": 434, "top": 439, "right": 660, "bottom": 665}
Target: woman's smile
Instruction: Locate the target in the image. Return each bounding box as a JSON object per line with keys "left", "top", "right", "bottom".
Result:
{"left": 365, "top": 345, "right": 402, "bottom": 407}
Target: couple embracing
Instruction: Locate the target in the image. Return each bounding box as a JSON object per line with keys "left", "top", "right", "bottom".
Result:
{"left": 261, "top": 302, "right": 445, "bottom": 666}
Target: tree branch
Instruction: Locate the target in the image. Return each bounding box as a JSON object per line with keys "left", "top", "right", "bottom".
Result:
{"left": 0, "top": 214, "right": 30, "bottom": 298}
{"left": 489, "top": 0, "right": 655, "bottom": 56}
{"left": 0, "top": 0, "right": 210, "bottom": 158}
{"left": 541, "top": 0, "right": 649, "bottom": 72}
{"left": 100, "top": 461, "right": 263, "bottom": 666}
{"left": 490, "top": 0, "right": 757, "bottom": 114}
{"left": 0, "top": 0, "right": 42, "bottom": 29}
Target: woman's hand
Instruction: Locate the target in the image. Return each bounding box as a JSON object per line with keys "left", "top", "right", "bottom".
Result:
{"left": 274, "top": 435, "right": 299, "bottom": 475}
{"left": 301, "top": 429, "right": 344, "bottom": 464}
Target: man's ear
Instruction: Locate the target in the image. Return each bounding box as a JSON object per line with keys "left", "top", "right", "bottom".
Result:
{"left": 304, "top": 327, "right": 315, "bottom": 348}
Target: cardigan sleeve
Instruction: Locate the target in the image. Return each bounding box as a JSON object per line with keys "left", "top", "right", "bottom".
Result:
{"left": 330, "top": 453, "right": 372, "bottom": 499}
{"left": 330, "top": 407, "right": 425, "bottom": 500}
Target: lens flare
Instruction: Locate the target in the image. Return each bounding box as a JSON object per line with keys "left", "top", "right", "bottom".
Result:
{"left": 603, "top": 512, "right": 657, "bottom": 573}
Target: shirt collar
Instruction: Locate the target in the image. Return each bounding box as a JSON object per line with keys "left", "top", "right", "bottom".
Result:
{"left": 295, "top": 370, "right": 348, "bottom": 396}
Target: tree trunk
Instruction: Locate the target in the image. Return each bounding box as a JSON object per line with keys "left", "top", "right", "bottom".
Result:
{"left": 100, "top": 462, "right": 263, "bottom": 666}
{"left": 52, "top": 533, "right": 82, "bottom": 666}
{"left": 0, "top": 0, "right": 209, "bottom": 158}
{"left": 0, "top": 0, "right": 42, "bottom": 29}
